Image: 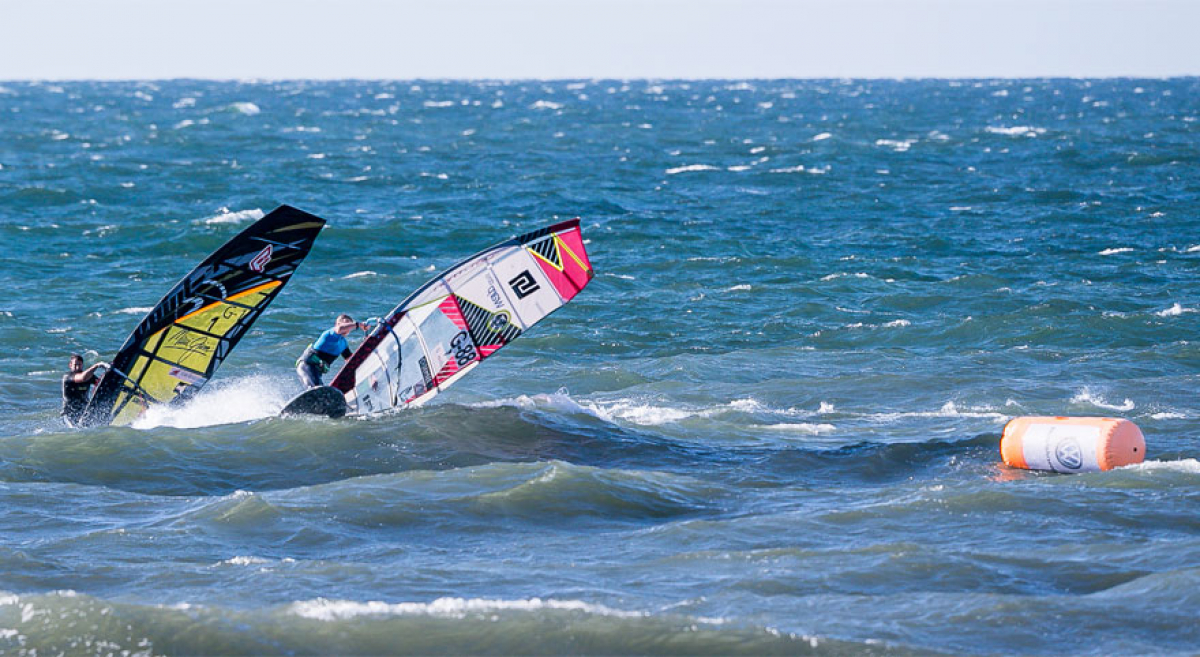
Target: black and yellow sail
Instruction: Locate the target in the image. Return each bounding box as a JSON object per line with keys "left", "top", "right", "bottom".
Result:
{"left": 80, "top": 205, "right": 326, "bottom": 427}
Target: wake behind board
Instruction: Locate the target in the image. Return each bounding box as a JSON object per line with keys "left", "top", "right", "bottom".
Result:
{"left": 280, "top": 386, "right": 348, "bottom": 419}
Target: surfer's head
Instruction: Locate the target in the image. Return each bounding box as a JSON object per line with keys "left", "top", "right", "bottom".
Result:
{"left": 335, "top": 314, "right": 357, "bottom": 335}
{"left": 68, "top": 353, "right": 83, "bottom": 373}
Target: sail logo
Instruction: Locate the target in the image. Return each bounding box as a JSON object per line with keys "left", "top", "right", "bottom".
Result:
{"left": 508, "top": 270, "right": 540, "bottom": 299}
{"left": 249, "top": 245, "right": 274, "bottom": 272}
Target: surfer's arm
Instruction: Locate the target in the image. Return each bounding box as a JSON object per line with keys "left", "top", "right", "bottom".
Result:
{"left": 72, "top": 362, "right": 108, "bottom": 383}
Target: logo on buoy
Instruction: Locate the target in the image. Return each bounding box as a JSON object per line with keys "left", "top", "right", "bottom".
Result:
{"left": 1055, "top": 438, "right": 1083, "bottom": 470}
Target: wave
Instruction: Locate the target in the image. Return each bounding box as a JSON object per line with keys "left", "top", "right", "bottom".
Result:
{"left": 474, "top": 392, "right": 1008, "bottom": 433}
{"left": 0, "top": 589, "right": 856, "bottom": 655}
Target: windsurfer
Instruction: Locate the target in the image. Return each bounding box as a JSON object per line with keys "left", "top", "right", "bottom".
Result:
{"left": 296, "top": 314, "right": 369, "bottom": 388}
{"left": 62, "top": 354, "right": 107, "bottom": 427}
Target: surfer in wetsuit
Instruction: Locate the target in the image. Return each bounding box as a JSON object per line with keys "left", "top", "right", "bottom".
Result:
{"left": 61, "top": 353, "right": 107, "bottom": 427}
{"left": 296, "top": 314, "right": 369, "bottom": 388}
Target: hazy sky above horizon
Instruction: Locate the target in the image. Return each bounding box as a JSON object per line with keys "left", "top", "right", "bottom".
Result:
{"left": 1, "top": 0, "right": 1196, "bottom": 80}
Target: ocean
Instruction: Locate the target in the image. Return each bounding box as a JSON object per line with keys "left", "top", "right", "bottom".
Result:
{"left": 1, "top": 78, "right": 1198, "bottom": 655}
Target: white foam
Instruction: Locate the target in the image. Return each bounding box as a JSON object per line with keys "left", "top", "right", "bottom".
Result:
{"left": 131, "top": 375, "right": 294, "bottom": 429}
{"left": 1126, "top": 459, "right": 1200, "bottom": 474}
{"left": 1156, "top": 303, "right": 1196, "bottom": 317}
{"left": 753, "top": 423, "right": 836, "bottom": 434}
{"left": 1099, "top": 247, "right": 1134, "bottom": 256}
{"left": 116, "top": 307, "right": 153, "bottom": 315}
{"left": 875, "top": 138, "right": 916, "bottom": 152}
{"left": 872, "top": 401, "right": 1007, "bottom": 423}
{"left": 1186, "top": 245, "right": 1200, "bottom": 253}
{"left": 423, "top": 100, "right": 455, "bottom": 108}
{"left": 821, "top": 272, "right": 871, "bottom": 281}
{"left": 477, "top": 393, "right": 792, "bottom": 427}
{"left": 530, "top": 100, "right": 564, "bottom": 110}
{"left": 813, "top": 132, "right": 832, "bottom": 141}
{"left": 986, "top": 125, "right": 1046, "bottom": 137}
{"left": 1149, "top": 412, "right": 1186, "bottom": 420}
{"left": 342, "top": 271, "right": 377, "bottom": 279}
{"left": 290, "top": 597, "right": 646, "bottom": 622}
{"left": 665, "top": 164, "right": 719, "bottom": 175}
{"left": 724, "top": 284, "right": 752, "bottom": 292}
{"left": 1071, "top": 388, "right": 1135, "bottom": 412}
{"left": 230, "top": 102, "right": 261, "bottom": 115}
{"left": 220, "top": 556, "right": 270, "bottom": 566}
{"left": 203, "top": 207, "right": 265, "bottom": 225}
{"left": 768, "top": 165, "right": 812, "bottom": 174}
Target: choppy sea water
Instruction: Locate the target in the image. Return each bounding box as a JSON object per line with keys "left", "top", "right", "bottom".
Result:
{"left": 1, "top": 79, "right": 1198, "bottom": 655}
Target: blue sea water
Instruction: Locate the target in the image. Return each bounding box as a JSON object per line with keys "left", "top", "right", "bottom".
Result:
{"left": 1, "top": 78, "right": 1199, "bottom": 655}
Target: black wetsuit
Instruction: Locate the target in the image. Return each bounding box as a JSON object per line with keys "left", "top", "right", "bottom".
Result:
{"left": 296, "top": 345, "right": 352, "bottom": 388}
{"left": 61, "top": 374, "right": 92, "bottom": 427}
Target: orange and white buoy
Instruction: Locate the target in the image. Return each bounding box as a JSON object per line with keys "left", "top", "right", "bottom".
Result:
{"left": 1001, "top": 416, "right": 1145, "bottom": 473}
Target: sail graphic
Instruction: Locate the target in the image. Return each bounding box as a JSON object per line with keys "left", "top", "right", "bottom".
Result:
{"left": 329, "top": 219, "right": 592, "bottom": 415}
{"left": 80, "top": 205, "right": 326, "bottom": 427}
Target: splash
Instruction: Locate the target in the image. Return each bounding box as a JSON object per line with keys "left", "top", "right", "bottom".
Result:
{"left": 131, "top": 375, "right": 294, "bottom": 429}
{"left": 1071, "top": 388, "right": 1135, "bottom": 412}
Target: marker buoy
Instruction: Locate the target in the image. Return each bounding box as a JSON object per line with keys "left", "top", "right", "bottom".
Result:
{"left": 1001, "top": 416, "right": 1145, "bottom": 473}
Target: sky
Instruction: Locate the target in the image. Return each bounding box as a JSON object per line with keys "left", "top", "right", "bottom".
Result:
{"left": 0, "top": 0, "right": 1197, "bottom": 79}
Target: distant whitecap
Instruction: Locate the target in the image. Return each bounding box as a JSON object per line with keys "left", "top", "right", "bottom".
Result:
{"left": 203, "top": 207, "right": 265, "bottom": 225}
{"left": 1156, "top": 303, "right": 1196, "bottom": 317}
{"left": 229, "top": 102, "right": 260, "bottom": 115}
{"left": 876, "top": 138, "right": 916, "bottom": 152}
{"left": 986, "top": 125, "right": 1045, "bottom": 137}
{"left": 665, "top": 164, "right": 719, "bottom": 175}
{"left": 1071, "top": 388, "right": 1135, "bottom": 412}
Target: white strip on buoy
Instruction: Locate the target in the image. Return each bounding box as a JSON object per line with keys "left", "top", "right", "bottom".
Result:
{"left": 1001, "top": 416, "right": 1145, "bottom": 473}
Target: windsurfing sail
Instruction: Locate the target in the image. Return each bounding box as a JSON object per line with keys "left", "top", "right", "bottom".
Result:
{"left": 329, "top": 219, "right": 592, "bottom": 415}
{"left": 80, "top": 205, "right": 326, "bottom": 427}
